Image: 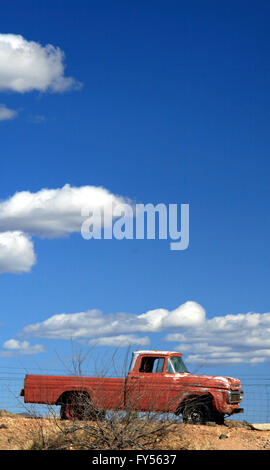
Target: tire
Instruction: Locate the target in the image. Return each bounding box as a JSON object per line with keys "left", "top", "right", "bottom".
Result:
{"left": 60, "top": 393, "right": 105, "bottom": 421}
{"left": 60, "top": 396, "right": 84, "bottom": 420}
{"left": 182, "top": 397, "right": 214, "bottom": 424}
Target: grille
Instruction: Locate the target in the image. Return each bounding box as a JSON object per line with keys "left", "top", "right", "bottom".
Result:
{"left": 227, "top": 390, "right": 242, "bottom": 404}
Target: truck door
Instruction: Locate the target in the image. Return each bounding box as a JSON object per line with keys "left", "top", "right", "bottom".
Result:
{"left": 126, "top": 355, "right": 167, "bottom": 412}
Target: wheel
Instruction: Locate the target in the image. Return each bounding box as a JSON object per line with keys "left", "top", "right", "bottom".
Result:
{"left": 182, "top": 398, "right": 214, "bottom": 424}
{"left": 60, "top": 397, "right": 85, "bottom": 420}
{"left": 60, "top": 393, "right": 105, "bottom": 421}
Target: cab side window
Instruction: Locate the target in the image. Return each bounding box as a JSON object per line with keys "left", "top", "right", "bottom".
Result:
{"left": 139, "top": 357, "right": 164, "bottom": 373}
{"left": 154, "top": 357, "right": 164, "bottom": 373}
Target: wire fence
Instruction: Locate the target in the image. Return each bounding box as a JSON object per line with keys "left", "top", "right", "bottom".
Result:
{"left": 0, "top": 372, "right": 269, "bottom": 423}
{"left": 236, "top": 378, "right": 270, "bottom": 423}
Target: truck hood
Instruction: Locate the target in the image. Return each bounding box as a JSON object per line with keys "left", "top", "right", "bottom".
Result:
{"left": 170, "top": 373, "right": 241, "bottom": 390}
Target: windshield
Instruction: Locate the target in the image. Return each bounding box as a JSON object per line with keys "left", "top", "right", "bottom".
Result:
{"left": 166, "top": 356, "right": 189, "bottom": 373}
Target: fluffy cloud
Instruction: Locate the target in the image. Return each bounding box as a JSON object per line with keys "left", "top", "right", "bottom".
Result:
{"left": 0, "top": 104, "right": 18, "bottom": 121}
{"left": 17, "top": 302, "right": 270, "bottom": 364}
{"left": 20, "top": 301, "right": 205, "bottom": 340}
{"left": 165, "top": 312, "right": 270, "bottom": 364}
{"left": 138, "top": 302, "right": 205, "bottom": 330}
{"left": 0, "top": 184, "right": 129, "bottom": 238}
{"left": 0, "top": 184, "right": 129, "bottom": 273}
{"left": 0, "top": 34, "right": 80, "bottom": 93}
{"left": 1, "top": 339, "right": 45, "bottom": 356}
{"left": 0, "top": 231, "right": 36, "bottom": 274}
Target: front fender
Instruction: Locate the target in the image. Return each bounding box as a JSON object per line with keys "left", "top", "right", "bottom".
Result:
{"left": 211, "top": 389, "right": 242, "bottom": 415}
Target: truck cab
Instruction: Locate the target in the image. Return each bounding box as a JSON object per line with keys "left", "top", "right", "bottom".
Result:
{"left": 126, "top": 350, "right": 244, "bottom": 424}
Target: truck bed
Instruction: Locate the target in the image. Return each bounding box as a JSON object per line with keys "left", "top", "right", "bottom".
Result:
{"left": 22, "top": 374, "right": 126, "bottom": 410}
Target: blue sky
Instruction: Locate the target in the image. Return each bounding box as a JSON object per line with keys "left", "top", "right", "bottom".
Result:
{"left": 0, "top": 0, "right": 270, "bottom": 385}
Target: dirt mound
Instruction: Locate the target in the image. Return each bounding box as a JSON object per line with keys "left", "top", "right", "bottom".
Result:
{"left": 0, "top": 412, "right": 269, "bottom": 450}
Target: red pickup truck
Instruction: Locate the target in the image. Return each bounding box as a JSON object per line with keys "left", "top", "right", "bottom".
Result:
{"left": 20, "top": 350, "right": 244, "bottom": 424}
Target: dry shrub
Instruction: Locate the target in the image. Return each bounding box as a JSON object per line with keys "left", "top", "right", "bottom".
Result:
{"left": 28, "top": 409, "right": 177, "bottom": 450}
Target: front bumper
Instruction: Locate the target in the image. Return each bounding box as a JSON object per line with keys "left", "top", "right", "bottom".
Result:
{"left": 229, "top": 407, "right": 244, "bottom": 416}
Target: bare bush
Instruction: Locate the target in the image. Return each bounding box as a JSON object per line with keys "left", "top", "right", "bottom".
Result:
{"left": 41, "top": 410, "right": 176, "bottom": 450}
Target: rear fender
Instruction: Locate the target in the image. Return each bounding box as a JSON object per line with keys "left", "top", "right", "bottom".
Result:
{"left": 56, "top": 390, "right": 91, "bottom": 406}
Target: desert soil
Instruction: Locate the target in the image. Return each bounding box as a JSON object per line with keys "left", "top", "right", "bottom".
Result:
{"left": 0, "top": 410, "right": 269, "bottom": 451}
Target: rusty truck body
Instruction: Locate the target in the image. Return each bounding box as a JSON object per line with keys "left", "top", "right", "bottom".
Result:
{"left": 20, "top": 350, "right": 244, "bottom": 424}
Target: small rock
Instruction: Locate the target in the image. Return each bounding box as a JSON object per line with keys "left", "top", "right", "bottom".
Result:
{"left": 250, "top": 423, "right": 270, "bottom": 431}
{"left": 219, "top": 434, "right": 228, "bottom": 439}
{"left": 0, "top": 424, "right": 8, "bottom": 429}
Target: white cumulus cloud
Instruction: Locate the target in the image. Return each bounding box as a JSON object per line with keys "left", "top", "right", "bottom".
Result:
{"left": 0, "top": 184, "right": 130, "bottom": 273}
{"left": 20, "top": 301, "right": 204, "bottom": 340}
{"left": 0, "top": 33, "right": 81, "bottom": 93}
{"left": 0, "top": 231, "right": 36, "bottom": 274}
{"left": 165, "top": 311, "right": 270, "bottom": 364}
{"left": 1, "top": 339, "right": 45, "bottom": 356}
{"left": 0, "top": 183, "right": 129, "bottom": 238}
{"left": 138, "top": 302, "right": 205, "bottom": 330}
{"left": 8, "top": 301, "right": 270, "bottom": 364}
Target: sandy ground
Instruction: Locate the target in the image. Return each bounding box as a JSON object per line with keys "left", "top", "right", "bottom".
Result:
{"left": 0, "top": 410, "right": 269, "bottom": 451}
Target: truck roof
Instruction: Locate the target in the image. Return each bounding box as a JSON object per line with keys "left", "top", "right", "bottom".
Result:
{"left": 133, "top": 350, "right": 181, "bottom": 355}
